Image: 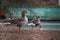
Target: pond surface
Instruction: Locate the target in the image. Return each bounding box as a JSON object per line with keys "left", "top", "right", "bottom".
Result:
{"left": 9, "top": 21, "right": 60, "bottom": 31}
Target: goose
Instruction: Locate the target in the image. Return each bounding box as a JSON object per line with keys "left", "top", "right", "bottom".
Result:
{"left": 28, "top": 16, "right": 41, "bottom": 29}
{"left": 2, "top": 11, "right": 15, "bottom": 23}
{"left": 16, "top": 10, "right": 28, "bottom": 31}
{"left": 0, "top": 11, "right": 15, "bottom": 28}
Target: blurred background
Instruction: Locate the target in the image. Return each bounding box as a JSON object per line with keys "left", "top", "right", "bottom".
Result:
{"left": 0, "top": 0, "right": 60, "bottom": 20}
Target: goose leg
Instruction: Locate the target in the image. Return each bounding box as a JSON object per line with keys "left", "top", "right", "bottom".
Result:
{"left": 19, "top": 26, "right": 21, "bottom": 32}
{"left": 31, "top": 25, "right": 36, "bottom": 30}
{"left": 17, "top": 23, "right": 22, "bottom": 32}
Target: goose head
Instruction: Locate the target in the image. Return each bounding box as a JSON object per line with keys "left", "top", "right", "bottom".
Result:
{"left": 22, "top": 10, "right": 29, "bottom": 18}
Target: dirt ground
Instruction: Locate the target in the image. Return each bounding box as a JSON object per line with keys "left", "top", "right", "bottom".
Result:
{"left": 0, "top": 25, "right": 60, "bottom": 40}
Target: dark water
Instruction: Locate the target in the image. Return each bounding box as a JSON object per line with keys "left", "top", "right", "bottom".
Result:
{"left": 1, "top": 21, "right": 60, "bottom": 31}
{"left": 22, "top": 21, "right": 60, "bottom": 31}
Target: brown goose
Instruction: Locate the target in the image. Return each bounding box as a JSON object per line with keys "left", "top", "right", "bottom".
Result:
{"left": 16, "top": 10, "right": 28, "bottom": 32}
{"left": 28, "top": 16, "right": 41, "bottom": 29}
